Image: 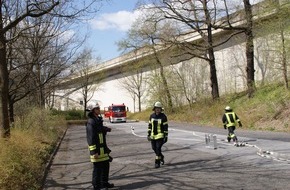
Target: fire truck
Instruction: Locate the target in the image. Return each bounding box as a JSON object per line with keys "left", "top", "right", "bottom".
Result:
{"left": 104, "top": 103, "right": 127, "bottom": 123}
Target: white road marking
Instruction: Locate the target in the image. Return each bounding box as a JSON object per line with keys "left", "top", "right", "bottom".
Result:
{"left": 128, "top": 124, "right": 290, "bottom": 163}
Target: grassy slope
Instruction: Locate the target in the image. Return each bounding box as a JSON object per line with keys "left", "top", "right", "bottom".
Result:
{"left": 128, "top": 83, "right": 290, "bottom": 132}
{"left": 0, "top": 108, "right": 67, "bottom": 190}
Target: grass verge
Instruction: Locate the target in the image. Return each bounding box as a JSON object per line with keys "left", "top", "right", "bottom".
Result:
{"left": 128, "top": 83, "right": 290, "bottom": 132}
{"left": 0, "top": 108, "right": 67, "bottom": 190}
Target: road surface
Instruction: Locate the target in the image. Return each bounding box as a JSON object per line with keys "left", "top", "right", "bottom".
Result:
{"left": 43, "top": 121, "right": 290, "bottom": 190}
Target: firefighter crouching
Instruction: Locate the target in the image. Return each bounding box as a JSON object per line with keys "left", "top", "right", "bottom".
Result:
{"left": 147, "top": 101, "right": 168, "bottom": 168}
{"left": 86, "top": 104, "right": 114, "bottom": 190}
{"left": 222, "top": 106, "right": 243, "bottom": 144}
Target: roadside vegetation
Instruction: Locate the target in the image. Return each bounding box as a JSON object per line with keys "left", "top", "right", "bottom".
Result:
{"left": 0, "top": 82, "right": 289, "bottom": 190}
{"left": 0, "top": 1, "right": 289, "bottom": 189}
{"left": 128, "top": 83, "right": 290, "bottom": 132}
{"left": 0, "top": 108, "right": 67, "bottom": 190}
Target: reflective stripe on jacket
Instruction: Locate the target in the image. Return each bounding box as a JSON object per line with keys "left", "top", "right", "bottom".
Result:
{"left": 148, "top": 112, "right": 168, "bottom": 140}
{"left": 86, "top": 112, "right": 110, "bottom": 163}
{"left": 223, "top": 112, "right": 240, "bottom": 128}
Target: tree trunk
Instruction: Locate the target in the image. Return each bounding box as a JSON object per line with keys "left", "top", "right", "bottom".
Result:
{"left": 153, "top": 47, "right": 173, "bottom": 112}
{"left": 244, "top": 0, "right": 255, "bottom": 98}
{"left": 8, "top": 95, "right": 15, "bottom": 123}
{"left": 8, "top": 94, "right": 15, "bottom": 124}
{"left": 207, "top": 28, "right": 219, "bottom": 100}
{"left": 204, "top": 1, "right": 219, "bottom": 100}
{"left": 138, "top": 91, "right": 141, "bottom": 112}
{"left": 280, "top": 25, "right": 288, "bottom": 89}
{"left": 208, "top": 53, "right": 219, "bottom": 100}
{"left": 156, "top": 57, "right": 173, "bottom": 112}
{"left": 83, "top": 85, "right": 88, "bottom": 118}
{"left": 0, "top": 34, "right": 10, "bottom": 138}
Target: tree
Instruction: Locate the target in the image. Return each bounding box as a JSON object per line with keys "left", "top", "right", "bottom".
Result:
{"left": 141, "top": 0, "right": 244, "bottom": 100}
{"left": 118, "top": 16, "right": 175, "bottom": 112}
{"left": 211, "top": 0, "right": 258, "bottom": 97}
{"left": 170, "top": 59, "right": 210, "bottom": 107}
{"left": 243, "top": 0, "right": 255, "bottom": 98}
{"left": 0, "top": 1, "right": 59, "bottom": 138}
{"left": 268, "top": 1, "right": 290, "bottom": 89}
{"left": 118, "top": 55, "right": 147, "bottom": 113}
{"left": 0, "top": 0, "right": 104, "bottom": 138}
{"left": 71, "top": 48, "right": 102, "bottom": 118}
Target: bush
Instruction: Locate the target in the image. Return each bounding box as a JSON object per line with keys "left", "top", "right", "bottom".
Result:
{"left": 51, "top": 109, "right": 85, "bottom": 120}
{"left": 0, "top": 108, "right": 66, "bottom": 190}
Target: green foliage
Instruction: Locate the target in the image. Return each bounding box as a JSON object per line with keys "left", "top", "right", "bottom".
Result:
{"left": 51, "top": 109, "right": 85, "bottom": 120}
{"left": 0, "top": 108, "right": 66, "bottom": 190}
{"left": 130, "top": 82, "right": 290, "bottom": 132}
{"left": 127, "top": 108, "right": 152, "bottom": 121}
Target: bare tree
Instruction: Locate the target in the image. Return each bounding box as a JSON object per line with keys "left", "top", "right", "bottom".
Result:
{"left": 254, "top": 38, "right": 271, "bottom": 86}
{"left": 71, "top": 48, "right": 102, "bottom": 118}
{"left": 141, "top": 0, "right": 245, "bottom": 100}
{"left": 118, "top": 57, "right": 147, "bottom": 112}
{"left": 0, "top": 0, "right": 104, "bottom": 138}
{"left": 269, "top": 1, "right": 290, "bottom": 89}
{"left": 243, "top": 0, "right": 255, "bottom": 97}
{"left": 169, "top": 59, "right": 210, "bottom": 108}
{"left": 211, "top": 0, "right": 260, "bottom": 97}
{"left": 118, "top": 17, "right": 175, "bottom": 112}
{"left": 252, "top": 0, "right": 290, "bottom": 89}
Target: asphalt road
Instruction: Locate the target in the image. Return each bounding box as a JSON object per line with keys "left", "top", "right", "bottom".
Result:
{"left": 43, "top": 121, "right": 290, "bottom": 190}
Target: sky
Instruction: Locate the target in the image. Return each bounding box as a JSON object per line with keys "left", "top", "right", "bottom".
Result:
{"left": 80, "top": 0, "right": 262, "bottom": 62}
{"left": 70, "top": 0, "right": 143, "bottom": 110}
{"left": 69, "top": 0, "right": 264, "bottom": 111}
{"left": 84, "top": 0, "right": 142, "bottom": 62}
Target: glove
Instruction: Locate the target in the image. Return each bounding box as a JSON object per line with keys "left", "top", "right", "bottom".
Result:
{"left": 147, "top": 136, "right": 151, "bottom": 141}
{"left": 109, "top": 155, "right": 113, "bottom": 162}
{"left": 104, "top": 127, "right": 111, "bottom": 132}
{"left": 163, "top": 136, "right": 168, "bottom": 143}
{"left": 224, "top": 125, "right": 227, "bottom": 129}
{"left": 239, "top": 123, "right": 243, "bottom": 128}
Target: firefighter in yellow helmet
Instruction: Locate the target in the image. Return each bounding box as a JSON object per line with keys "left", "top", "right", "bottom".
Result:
{"left": 147, "top": 101, "right": 168, "bottom": 168}
{"left": 222, "top": 106, "right": 242, "bottom": 144}
{"left": 86, "top": 104, "right": 114, "bottom": 190}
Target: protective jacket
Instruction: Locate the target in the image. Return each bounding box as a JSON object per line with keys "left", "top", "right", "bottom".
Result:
{"left": 222, "top": 111, "right": 240, "bottom": 128}
{"left": 148, "top": 112, "right": 168, "bottom": 140}
{"left": 86, "top": 112, "right": 110, "bottom": 162}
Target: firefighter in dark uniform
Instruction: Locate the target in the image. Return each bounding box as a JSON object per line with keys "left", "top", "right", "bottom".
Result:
{"left": 86, "top": 104, "right": 114, "bottom": 190}
{"left": 222, "top": 106, "right": 242, "bottom": 144}
{"left": 147, "top": 101, "right": 168, "bottom": 168}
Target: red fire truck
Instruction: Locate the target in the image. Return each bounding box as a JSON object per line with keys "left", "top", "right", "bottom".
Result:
{"left": 104, "top": 103, "right": 127, "bottom": 123}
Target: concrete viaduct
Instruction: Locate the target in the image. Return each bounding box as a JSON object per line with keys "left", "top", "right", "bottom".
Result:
{"left": 55, "top": 0, "right": 289, "bottom": 111}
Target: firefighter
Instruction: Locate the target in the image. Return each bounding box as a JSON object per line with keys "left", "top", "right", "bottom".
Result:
{"left": 147, "top": 101, "right": 168, "bottom": 168}
{"left": 222, "top": 106, "right": 243, "bottom": 144}
{"left": 86, "top": 104, "right": 114, "bottom": 190}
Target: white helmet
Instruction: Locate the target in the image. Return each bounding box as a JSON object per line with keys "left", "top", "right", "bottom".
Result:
{"left": 225, "top": 106, "right": 232, "bottom": 111}
{"left": 153, "top": 101, "right": 162, "bottom": 108}
{"left": 91, "top": 104, "right": 100, "bottom": 111}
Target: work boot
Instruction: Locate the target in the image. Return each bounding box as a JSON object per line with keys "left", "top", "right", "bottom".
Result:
{"left": 155, "top": 159, "right": 160, "bottom": 168}
{"left": 161, "top": 155, "right": 165, "bottom": 165}
{"left": 104, "top": 182, "right": 114, "bottom": 188}
{"left": 227, "top": 137, "right": 231, "bottom": 142}
{"left": 155, "top": 163, "right": 160, "bottom": 168}
{"left": 94, "top": 186, "right": 108, "bottom": 190}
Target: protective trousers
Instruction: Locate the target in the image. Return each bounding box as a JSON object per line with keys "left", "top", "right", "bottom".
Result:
{"left": 227, "top": 126, "right": 238, "bottom": 142}
{"left": 151, "top": 139, "right": 164, "bottom": 164}
{"left": 92, "top": 160, "right": 109, "bottom": 189}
